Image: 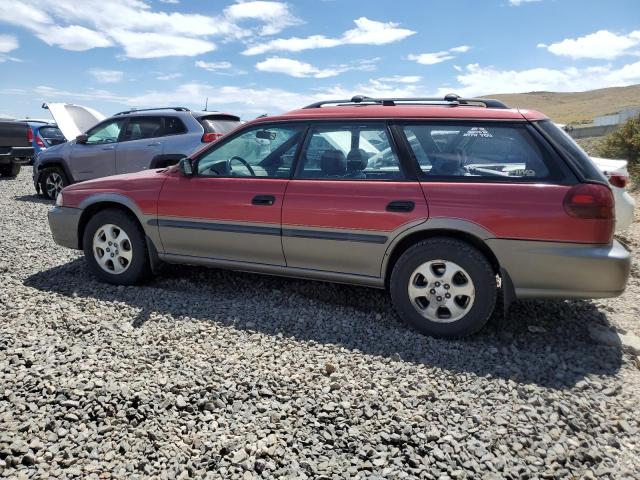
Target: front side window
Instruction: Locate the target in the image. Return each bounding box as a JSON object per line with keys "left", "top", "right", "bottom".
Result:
{"left": 196, "top": 124, "right": 303, "bottom": 178}
{"left": 85, "top": 119, "right": 126, "bottom": 145}
{"left": 402, "top": 123, "right": 552, "bottom": 180}
{"left": 122, "top": 116, "right": 164, "bottom": 141}
{"left": 297, "top": 123, "right": 404, "bottom": 180}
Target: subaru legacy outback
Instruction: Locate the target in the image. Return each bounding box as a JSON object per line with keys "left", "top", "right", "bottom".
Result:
{"left": 47, "top": 95, "right": 631, "bottom": 337}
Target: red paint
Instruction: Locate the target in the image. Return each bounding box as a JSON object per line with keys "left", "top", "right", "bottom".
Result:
{"left": 282, "top": 180, "right": 428, "bottom": 231}
{"left": 158, "top": 174, "right": 287, "bottom": 225}
{"left": 421, "top": 182, "right": 614, "bottom": 244}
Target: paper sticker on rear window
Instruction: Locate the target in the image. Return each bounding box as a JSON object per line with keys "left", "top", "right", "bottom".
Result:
{"left": 463, "top": 127, "right": 493, "bottom": 138}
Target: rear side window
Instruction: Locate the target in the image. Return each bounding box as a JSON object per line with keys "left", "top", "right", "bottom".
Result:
{"left": 535, "top": 120, "right": 607, "bottom": 183}
{"left": 162, "top": 117, "right": 187, "bottom": 136}
{"left": 198, "top": 116, "right": 241, "bottom": 134}
{"left": 401, "top": 122, "right": 556, "bottom": 180}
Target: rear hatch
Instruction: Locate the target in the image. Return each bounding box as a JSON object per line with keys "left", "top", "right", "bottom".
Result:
{"left": 43, "top": 103, "right": 106, "bottom": 140}
{"left": 38, "top": 125, "right": 66, "bottom": 146}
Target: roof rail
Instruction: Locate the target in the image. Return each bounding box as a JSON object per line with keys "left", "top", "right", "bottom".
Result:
{"left": 113, "top": 107, "right": 191, "bottom": 116}
{"left": 303, "top": 94, "right": 509, "bottom": 109}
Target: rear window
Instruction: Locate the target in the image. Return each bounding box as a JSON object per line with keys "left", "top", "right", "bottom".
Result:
{"left": 38, "top": 126, "right": 65, "bottom": 141}
{"left": 198, "top": 116, "right": 241, "bottom": 134}
{"left": 535, "top": 120, "right": 607, "bottom": 183}
{"left": 401, "top": 122, "right": 558, "bottom": 180}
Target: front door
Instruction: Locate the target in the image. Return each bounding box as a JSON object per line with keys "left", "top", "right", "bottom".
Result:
{"left": 281, "top": 122, "right": 428, "bottom": 278}
{"left": 157, "top": 123, "right": 304, "bottom": 266}
{"left": 69, "top": 118, "right": 125, "bottom": 181}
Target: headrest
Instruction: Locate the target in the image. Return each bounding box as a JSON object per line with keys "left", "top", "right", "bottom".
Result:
{"left": 346, "top": 148, "right": 368, "bottom": 171}
{"left": 320, "top": 150, "right": 346, "bottom": 176}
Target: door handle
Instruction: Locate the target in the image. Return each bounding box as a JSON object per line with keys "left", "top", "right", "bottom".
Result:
{"left": 386, "top": 201, "right": 415, "bottom": 212}
{"left": 147, "top": 142, "right": 161, "bottom": 146}
{"left": 102, "top": 146, "right": 115, "bottom": 151}
{"left": 252, "top": 195, "right": 276, "bottom": 206}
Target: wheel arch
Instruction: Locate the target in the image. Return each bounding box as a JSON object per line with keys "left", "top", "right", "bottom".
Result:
{"left": 37, "top": 158, "right": 74, "bottom": 184}
{"left": 382, "top": 220, "right": 501, "bottom": 289}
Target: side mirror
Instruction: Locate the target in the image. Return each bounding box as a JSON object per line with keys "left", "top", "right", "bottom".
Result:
{"left": 76, "top": 134, "right": 88, "bottom": 144}
{"left": 178, "top": 157, "right": 194, "bottom": 176}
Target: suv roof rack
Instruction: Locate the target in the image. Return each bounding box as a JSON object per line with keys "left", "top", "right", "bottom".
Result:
{"left": 113, "top": 107, "right": 191, "bottom": 116}
{"left": 303, "top": 94, "right": 509, "bottom": 110}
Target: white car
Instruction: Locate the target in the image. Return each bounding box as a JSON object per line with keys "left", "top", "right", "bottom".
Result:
{"left": 591, "top": 157, "right": 635, "bottom": 231}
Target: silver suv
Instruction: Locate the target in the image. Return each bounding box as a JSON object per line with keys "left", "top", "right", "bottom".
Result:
{"left": 33, "top": 107, "right": 240, "bottom": 199}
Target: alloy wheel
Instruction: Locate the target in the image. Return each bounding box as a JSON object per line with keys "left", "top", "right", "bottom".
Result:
{"left": 45, "top": 172, "right": 64, "bottom": 199}
{"left": 92, "top": 224, "right": 133, "bottom": 275}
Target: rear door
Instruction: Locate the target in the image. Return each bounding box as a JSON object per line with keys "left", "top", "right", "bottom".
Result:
{"left": 69, "top": 118, "right": 125, "bottom": 181}
{"left": 157, "top": 123, "right": 304, "bottom": 265}
{"left": 115, "top": 116, "right": 164, "bottom": 173}
{"left": 281, "top": 121, "right": 428, "bottom": 278}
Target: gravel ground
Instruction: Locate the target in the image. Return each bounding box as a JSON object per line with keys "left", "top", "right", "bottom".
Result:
{"left": 1, "top": 167, "right": 639, "bottom": 479}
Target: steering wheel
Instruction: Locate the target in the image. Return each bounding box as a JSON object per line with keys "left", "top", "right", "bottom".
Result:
{"left": 228, "top": 156, "right": 256, "bottom": 176}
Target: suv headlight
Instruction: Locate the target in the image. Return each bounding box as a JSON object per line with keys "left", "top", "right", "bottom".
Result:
{"left": 55, "top": 192, "right": 64, "bottom": 207}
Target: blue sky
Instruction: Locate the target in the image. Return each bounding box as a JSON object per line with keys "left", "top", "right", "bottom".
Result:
{"left": 0, "top": 0, "right": 639, "bottom": 119}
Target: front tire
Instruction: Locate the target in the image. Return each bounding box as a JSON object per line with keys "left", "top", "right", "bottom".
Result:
{"left": 82, "top": 209, "right": 150, "bottom": 285}
{"left": 39, "top": 167, "right": 68, "bottom": 200}
{"left": 390, "top": 238, "right": 497, "bottom": 337}
{"left": 0, "top": 162, "right": 21, "bottom": 178}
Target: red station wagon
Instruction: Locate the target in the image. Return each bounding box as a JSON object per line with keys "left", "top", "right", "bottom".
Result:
{"left": 47, "top": 95, "right": 631, "bottom": 337}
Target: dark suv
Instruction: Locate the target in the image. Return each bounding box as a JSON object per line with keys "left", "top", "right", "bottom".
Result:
{"left": 47, "top": 95, "right": 631, "bottom": 337}
{"left": 33, "top": 107, "right": 240, "bottom": 199}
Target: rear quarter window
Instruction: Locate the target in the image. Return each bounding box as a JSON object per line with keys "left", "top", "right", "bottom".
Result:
{"left": 400, "top": 122, "right": 565, "bottom": 181}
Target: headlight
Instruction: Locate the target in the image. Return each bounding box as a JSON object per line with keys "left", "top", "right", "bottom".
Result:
{"left": 55, "top": 192, "right": 64, "bottom": 207}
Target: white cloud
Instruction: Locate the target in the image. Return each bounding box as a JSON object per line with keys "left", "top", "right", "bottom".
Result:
{"left": 256, "top": 57, "right": 343, "bottom": 78}
{"left": 159, "top": 0, "right": 179, "bottom": 3}
{"left": 0, "top": 0, "right": 300, "bottom": 58}
{"left": 508, "top": 0, "right": 541, "bottom": 5}
{"left": 88, "top": 68, "right": 123, "bottom": 83}
{"left": 195, "top": 60, "right": 233, "bottom": 71}
{"left": 110, "top": 30, "right": 215, "bottom": 58}
{"left": 243, "top": 16, "right": 415, "bottom": 55}
{"left": 408, "top": 45, "right": 471, "bottom": 65}
{"left": 37, "top": 25, "right": 113, "bottom": 51}
{"left": 437, "top": 61, "right": 640, "bottom": 97}
{"left": 224, "top": 1, "right": 302, "bottom": 35}
{"left": 0, "top": 35, "right": 18, "bottom": 53}
{"left": 538, "top": 29, "right": 640, "bottom": 60}
{"left": 376, "top": 75, "right": 422, "bottom": 83}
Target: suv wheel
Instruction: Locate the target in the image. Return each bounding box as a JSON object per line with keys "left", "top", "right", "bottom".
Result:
{"left": 0, "top": 162, "right": 21, "bottom": 178}
{"left": 390, "top": 238, "right": 497, "bottom": 337}
{"left": 82, "top": 209, "right": 150, "bottom": 285}
{"left": 39, "top": 167, "right": 68, "bottom": 200}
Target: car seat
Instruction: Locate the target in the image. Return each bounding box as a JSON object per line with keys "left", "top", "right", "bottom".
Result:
{"left": 320, "top": 150, "right": 347, "bottom": 178}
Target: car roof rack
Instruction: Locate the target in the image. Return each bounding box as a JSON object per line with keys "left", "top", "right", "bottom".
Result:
{"left": 303, "top": 94, "right": 509, "bottom": 109}
{"left": 113, "top": 107, "right": 191, "bottom": 116}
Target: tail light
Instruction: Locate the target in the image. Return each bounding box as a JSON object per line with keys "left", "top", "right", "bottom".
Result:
{"left": 35, "top": 136, "right": 46, "bottom": 148}
{"left": 202, "top": 132, "right": 223, "bottom": 142}
{"left": 607, "top": 173, "right": 628, "bottom": 189}
{"left": 563, "top": 183, "right": 614, "bottom": 219}
{"left": 27, "top": 128, "right": 33, "bottom": 143}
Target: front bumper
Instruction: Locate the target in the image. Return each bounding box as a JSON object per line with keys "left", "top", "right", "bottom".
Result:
{"left": 48, "top": 206, "right": 82, "bottom": 250}
{"left": 488, "top": 239, "right": 631, "bottom": 299}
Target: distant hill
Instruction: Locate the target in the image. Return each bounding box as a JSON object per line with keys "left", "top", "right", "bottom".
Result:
{"left": 486, "top": 84, "right": 640, "bottom": 125}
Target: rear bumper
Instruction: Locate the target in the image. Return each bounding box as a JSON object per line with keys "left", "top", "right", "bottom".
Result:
{"left": 488, "top": 239, "right": 631, "bottom": 299}
{"left": 48, "top": 206, "right": 82, "bottom": 250}
{"left": 0, "top": 146, "right": 34, "bottom": 163}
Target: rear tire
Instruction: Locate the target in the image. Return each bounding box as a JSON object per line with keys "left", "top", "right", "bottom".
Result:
{"left": 390, "top": 238, "right": 497, "bottom": 338}
{"left": 82, "top": 209, "right": 150, "bottom": 285}
{"left": 39, "top": 167, "right": 68, "bottom": 200}
{"left": 0, "top": 162, "right": 21, "bottom": 178}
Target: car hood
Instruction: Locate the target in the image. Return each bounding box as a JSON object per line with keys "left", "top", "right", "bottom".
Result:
{"left": 43, "top": 102, "right": 106, "bottom": 140}
{"left": 64, "top": 168, "right": 171, "bottom": 191}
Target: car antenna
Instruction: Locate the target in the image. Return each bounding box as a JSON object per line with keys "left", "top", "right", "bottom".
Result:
{"left": 204, "top": 97, "right": 208, "bottom": 111}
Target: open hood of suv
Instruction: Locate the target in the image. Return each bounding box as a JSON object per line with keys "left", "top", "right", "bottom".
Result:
{"left": 43, "top": 102, "right": 106, "bottom": 141}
